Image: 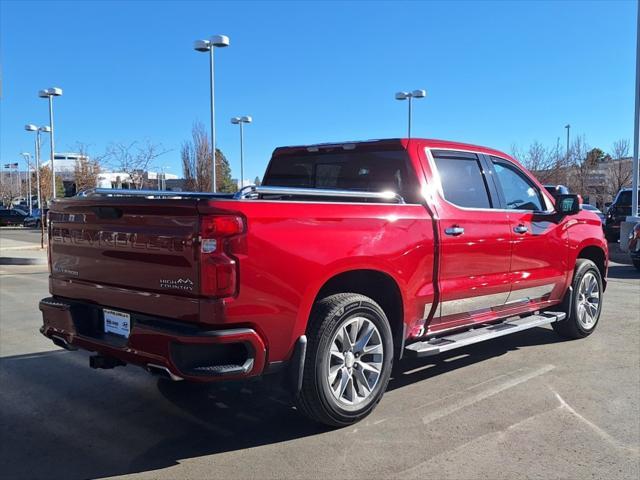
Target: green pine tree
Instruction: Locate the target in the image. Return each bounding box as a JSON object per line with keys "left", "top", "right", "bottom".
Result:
{"left": 216, "top": 149, "right": 237, "bottom": 193}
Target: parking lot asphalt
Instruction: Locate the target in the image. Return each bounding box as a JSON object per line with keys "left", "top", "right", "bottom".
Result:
{"left": 0, "top": 232, "right": 638, "bottom": 479}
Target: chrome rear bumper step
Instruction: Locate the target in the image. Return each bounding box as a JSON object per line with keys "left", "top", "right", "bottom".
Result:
{"left": 404, "top": 311, "right": 565, "bottom": 358}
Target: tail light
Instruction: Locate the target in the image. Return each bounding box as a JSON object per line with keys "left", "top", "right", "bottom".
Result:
{"left": 199, "top": 215, "right": 244, "bottom": 298}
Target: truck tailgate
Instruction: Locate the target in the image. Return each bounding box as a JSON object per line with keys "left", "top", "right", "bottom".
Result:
{"left": 49, "top": 197, "right": 201, "bottom": 321}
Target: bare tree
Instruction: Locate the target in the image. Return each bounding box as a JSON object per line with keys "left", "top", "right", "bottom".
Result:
{"left": 566, "top": 135, "right": 593, "bottom": 198}
{"left": 39, "top": 166, "right": 64, "bottom": 202}
{"left": 607, "top": 139, "right": 632, "bottom": 198}
{"left": 181, "top": 122, "right": 212, "bottom": 192}
{"left": 181, "top": 121, "right": 236, "bottom": 192}
{"left": 0, "top": 170, "right": 19, "bottom": 208}
{"left": 73, "top": 143, "right": 102, "bottom": 193}
{"left": 512, "top": 139, "right": 569, "bottom": 185}
{"left": 105, "top": 141, "right": 169, "bottom": 189}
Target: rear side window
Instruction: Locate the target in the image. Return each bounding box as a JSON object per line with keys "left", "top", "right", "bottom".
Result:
{"left": 263, "top": 150, "right": 419, "bottom": 203}
{"left": 433, "top": 154, "right": 491, "bottom": 209}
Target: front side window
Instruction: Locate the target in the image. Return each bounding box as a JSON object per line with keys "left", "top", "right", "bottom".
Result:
{"left": 433, "top": 155, "right": 491, "bottom": 209}
{"left": 491, "top": 159, "right": 544, "bottom": 211}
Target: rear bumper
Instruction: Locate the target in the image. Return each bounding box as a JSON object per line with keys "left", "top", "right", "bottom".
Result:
{"left": 39, "top": 297, "right": 267, "bottom": 382}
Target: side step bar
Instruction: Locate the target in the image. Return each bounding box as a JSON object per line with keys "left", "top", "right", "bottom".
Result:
{"left": 404, "top": 311, "right": 565, "bottom": 358}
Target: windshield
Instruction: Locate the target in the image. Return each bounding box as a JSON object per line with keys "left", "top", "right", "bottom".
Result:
{"left": 263, "top": 149, "right": 420, "bottom": 203}
{"left": 617, "top": 190, "right": 640, "bottom": 206}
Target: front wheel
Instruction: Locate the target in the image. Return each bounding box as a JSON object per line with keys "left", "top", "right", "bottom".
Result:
{"left": 295, "top": 293, "right": 393, "bottom": 427}
{"left": 552, "top": 259, "right": 603, "bottom": 339}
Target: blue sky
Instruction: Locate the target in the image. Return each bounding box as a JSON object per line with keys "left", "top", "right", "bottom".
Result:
{"left": 0, "top": 0, "right": 637, "bottom": 182}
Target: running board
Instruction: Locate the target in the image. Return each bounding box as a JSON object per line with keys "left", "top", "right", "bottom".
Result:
{"left": 404, "top": 311, "right": 565, "bottom": 358}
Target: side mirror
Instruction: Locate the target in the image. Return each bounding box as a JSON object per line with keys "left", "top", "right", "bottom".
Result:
{"left": 556, "top": 194, "right": 581, "bottom": 216}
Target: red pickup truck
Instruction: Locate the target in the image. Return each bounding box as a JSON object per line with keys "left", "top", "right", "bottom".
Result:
{"left": 40, "top": 138, "right": 608, "bottom": 426}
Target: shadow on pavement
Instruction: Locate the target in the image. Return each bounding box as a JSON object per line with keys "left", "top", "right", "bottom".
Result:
{"left": 0, "top": 327, "right": 565, "bottom": 480}
{"left": 607, "top": 263, "right": 640, "bottom": 280}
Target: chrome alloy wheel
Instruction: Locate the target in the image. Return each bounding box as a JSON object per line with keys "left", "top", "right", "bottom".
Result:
{"left": 577, "top": 271, "right": 600, "bottom": 330}
{"left": 326, "top": 317, "right": 384, "bottom": 406}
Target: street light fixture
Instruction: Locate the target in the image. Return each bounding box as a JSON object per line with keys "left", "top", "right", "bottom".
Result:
{"left": 20, "top": 152, "right": 33, "bottom": 215}
{"left": 38, "top": 87, "right": 63, "bottom": 199}
{"left": 395, "top": 89, "right": 426, "bottom": 139}
{"left": 231, "top": 115, "right": 252, "bottom": 189}
{"left": 194, "top": 34, "right": 230, "bottom": 192}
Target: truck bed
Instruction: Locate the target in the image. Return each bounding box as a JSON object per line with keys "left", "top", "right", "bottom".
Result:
{"left": 48, "top": 193, "right": 435, "bottom": 363}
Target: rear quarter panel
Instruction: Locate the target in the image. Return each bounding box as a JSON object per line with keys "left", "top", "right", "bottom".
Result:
{"left": 200, "top": 200, "right": 435, "bottom": 363}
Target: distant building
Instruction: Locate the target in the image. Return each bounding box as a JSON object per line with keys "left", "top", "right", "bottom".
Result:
{"left": 583, "top": 156, "right": 633, "bottom": 207}
{"left": 96, "top": 170, "right": 178, "bottom": 190}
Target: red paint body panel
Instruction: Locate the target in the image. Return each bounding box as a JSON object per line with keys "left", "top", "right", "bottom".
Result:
{"left": 41, "top": 138, "right": 607, "bottom": 381}
{"left": 204, "top": 201, "right": 435, "bottom": 362}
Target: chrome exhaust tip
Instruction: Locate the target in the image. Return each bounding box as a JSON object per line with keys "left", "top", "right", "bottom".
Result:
{"left": 146, "top": 363, "right": 183, "bottom": 382}
{"left": 51, "top": 334, "right": 77, "bottom": 351}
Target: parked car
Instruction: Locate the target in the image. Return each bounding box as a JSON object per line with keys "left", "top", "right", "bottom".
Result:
{"left": 605, "top": 188, "right": 640, "bottom": 242}
{"left": 628, "top": 223, "right": 640, "bottom": 271}
{"left": 0, "top": 209, "right": 27, "bottom": 226}
{"left": 23, "top": 209, "right": 48, "bottom": 228}
{"left": 39, "top": 138, "right": 608, "bottom": 426}
{"left": 12, "top": 206, "right": 29, "bottom": 216}
{"left": 581, "top": 204, "right": 605, "bottom": 225}
{"left": 543, "top": 184, "right": 570, "bottom": 200}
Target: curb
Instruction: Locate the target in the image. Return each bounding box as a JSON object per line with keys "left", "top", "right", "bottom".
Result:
{"left": 0, "top": 257, "right": 47, "bottom": 265}
{"left": 0, "top": 246, "right": 47, "bottom": 251}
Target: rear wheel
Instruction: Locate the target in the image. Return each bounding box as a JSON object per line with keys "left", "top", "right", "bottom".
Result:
{"left": 552, "top": 259, "right": 603, "bottom": 339}
{"left": 633, "top": 260, "right": 640, "bottom": 272}
{"left": 295, "top": 293, "right": 393, "bottom": 427}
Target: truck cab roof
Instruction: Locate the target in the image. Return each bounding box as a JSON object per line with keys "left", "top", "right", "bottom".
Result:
{"left": 273, "top": 138, "right": 514, "bottom": 163}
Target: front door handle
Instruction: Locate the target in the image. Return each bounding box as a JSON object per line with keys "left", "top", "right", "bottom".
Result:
{"left": 445, "top": 226, "right": 465, "bottom": 236}
{"left": 514, "top": 224, "right": 528, "bottom": 234}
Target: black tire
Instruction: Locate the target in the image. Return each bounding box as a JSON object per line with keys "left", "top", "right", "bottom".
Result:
{"left": 295, "top": 293, "right": 393, "bottom": 427}
{"left": 552, "top": 259, "right": 603, "bottom": 339}
{"left": 35, "top": 220, "right": 41, "bottom": 229}
{"left": 633, "top": 260, "right": 640, "bottom": 272}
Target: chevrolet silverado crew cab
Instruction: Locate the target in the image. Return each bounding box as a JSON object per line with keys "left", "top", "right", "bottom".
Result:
{"left": 40, "top": 138, "right": 608, "bottom": 427}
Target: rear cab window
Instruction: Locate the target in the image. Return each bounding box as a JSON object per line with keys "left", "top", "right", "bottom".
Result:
{"left": 262, "top": 147, "right": 420, "bottom": 203}
{"left": 430, "top": 150, "right": 492, "bottom": 209}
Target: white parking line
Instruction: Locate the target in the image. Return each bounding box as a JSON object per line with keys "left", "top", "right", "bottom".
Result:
{"left": 553, "top": 390, "right": 639, "bottom": 454}
{"left": 422, "top": 364, "right": 555, "bottom": 425}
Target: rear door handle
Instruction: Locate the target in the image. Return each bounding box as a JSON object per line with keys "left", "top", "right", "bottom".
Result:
{"left": 445, "top": 226, "right": 465, "bottom": 236}
{"left": 513, "top": 224, "right": 528, "bottom": 234}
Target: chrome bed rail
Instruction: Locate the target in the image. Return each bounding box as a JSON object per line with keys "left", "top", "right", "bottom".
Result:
{"left": 77, "top": 186, "right": 405, "bottom": 204}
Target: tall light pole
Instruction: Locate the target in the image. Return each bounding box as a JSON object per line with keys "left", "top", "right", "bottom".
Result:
{"left": 25, "top": 124, "right": 49, "bottom": 210}
{"left": 231, "top": 115, "right": 252, "bottom": 188}
{"left": 565, "top": 124, "right": 571, "bottom": 160}
{"left": 20, "top": 152, "right": 32, "bottom": 215}
{"left": 155, "top": 166, "right": 168, "bottom": 191}
{"left": 194, "top": 35, "right": 230, "bottom": 193}
{"left": 38, "top": 87, "right": 63, "bottom": 199}
{"left": 631, "top": 1, "right": 639, "bottom": 220}
{"left": 395, "top": 90, "right": 426, "bottom": 138}
{"left": 14, "top": 162, "right": 20, "bottom": 199}
{"left": 161, "top": 166, "right": 171, "bottom": 190}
